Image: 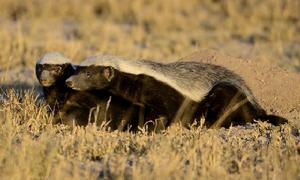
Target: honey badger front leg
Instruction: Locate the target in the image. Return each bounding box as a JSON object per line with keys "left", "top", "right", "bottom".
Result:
{"left": 171, "top": 98, "right": 200, "bottom": 128}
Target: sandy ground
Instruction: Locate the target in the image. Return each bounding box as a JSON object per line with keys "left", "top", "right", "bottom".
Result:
{"left": 1, "top": 49, "right": 299, "bottom": 126}
{"left": 180, "top": 49, "right": 300, "bottom": 126}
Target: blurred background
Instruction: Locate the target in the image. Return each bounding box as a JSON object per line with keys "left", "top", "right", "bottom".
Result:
{"left": 0, "top": 0, "right": 299, "bottom": 72}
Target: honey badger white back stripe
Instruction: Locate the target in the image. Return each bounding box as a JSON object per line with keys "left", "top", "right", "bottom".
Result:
{"left": 80, "top": 55, "right": 209, "bottom": 101}
{"left": 37, "top": 52, "right": 71, "bottom": 65}
{"left": 80, "top": 55, "right": 261, "bottom": 108}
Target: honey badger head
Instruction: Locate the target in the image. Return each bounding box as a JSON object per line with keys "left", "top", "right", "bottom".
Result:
{"left": 36, "top": 52, "right": 75, "bottom": 87}
{"left": 66, "top": 65, "right": 114, "bottom": 91}
{"left": 66, "top": 54, "right": 139, "bottom": 91}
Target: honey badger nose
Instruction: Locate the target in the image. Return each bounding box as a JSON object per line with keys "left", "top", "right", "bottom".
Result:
{"left": 66, "top": 78, "right": 74, "bottom": 88}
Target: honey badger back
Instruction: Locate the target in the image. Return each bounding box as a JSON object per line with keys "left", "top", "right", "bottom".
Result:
{"left": 66, "top": 55, "right": 287, "bottom": 128}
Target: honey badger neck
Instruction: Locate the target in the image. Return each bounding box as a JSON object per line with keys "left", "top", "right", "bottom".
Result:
{"left": 54, "top": 64, "right": 76, "bottom": 86}
{"left": 109, "top": 69, "right": 144, "bottom": 104}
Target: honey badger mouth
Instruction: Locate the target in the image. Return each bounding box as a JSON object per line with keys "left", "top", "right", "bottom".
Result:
{"left": 39, "top": 79, "right": 55, "bottom": 87}
{"left": 65, "top": 76, "right": 82, "bottom": 90}
{"left": 38, "top": 70, "right": 57, "bottom": 87}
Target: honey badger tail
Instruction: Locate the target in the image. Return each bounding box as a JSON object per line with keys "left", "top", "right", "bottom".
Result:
{"left": 256, "top": 114, "right": 288, "bottom": 126}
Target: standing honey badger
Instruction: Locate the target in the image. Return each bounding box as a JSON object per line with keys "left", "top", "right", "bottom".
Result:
{"left": 36, "top": 52, "right": 145, "bottom": 130}
{"left": 66, "top": 55, "right": 288, "bottom": 129}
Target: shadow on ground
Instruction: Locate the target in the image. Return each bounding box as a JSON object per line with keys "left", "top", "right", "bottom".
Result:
{"left": 0, "top": 82, "right": 42, "bottom": 103}
{"left": 1, "top": 82, "right": 39, "bottom": 91}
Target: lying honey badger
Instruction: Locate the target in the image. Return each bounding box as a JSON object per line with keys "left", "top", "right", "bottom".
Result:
{"left": 66, "top": 55, "right": 288, "bottom": 129}
{"left": 36, "top": 52, "right": 143, "bottom": 130}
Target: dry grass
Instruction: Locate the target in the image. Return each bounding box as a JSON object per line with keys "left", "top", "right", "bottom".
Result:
{"left": 0, "top": 0, "right": 300, "bottom": 179}
{"left": 0, "top": 0, "right": 299, "bottom": 71}
{"left": 0, "top": 90, "right": 299, "bottom": 179}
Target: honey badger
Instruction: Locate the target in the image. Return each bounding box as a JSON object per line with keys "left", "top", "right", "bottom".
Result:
{"left": 36, "top": 52, "right": 76, "bottom": 115}
{"left": 66, "top": 55, "right": 288, "bottom": 128}
{"left": 36, "top": 52, "right": 145, "bottom": 130}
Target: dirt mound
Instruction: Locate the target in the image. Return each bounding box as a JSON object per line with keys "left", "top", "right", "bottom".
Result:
{"left": 179, "top": 49, "right": 300, "bottom": 126}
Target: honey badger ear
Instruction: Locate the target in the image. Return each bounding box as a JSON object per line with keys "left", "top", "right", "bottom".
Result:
{"left": 103, "top": 66, "right": 114, "bottom": 81}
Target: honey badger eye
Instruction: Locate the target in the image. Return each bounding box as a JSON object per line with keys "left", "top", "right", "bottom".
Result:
{"left": 37, "top": 66, "right": 42, "bottom": 72}
{"left": 86, "top": 72, "right": 91, "bottom": 77}
{"left": 56, "top": 66, "right": 62, "bottom": 72}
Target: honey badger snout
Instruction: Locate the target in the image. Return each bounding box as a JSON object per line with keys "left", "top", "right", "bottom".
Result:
{"left": 66, "top": 76, "right": 89, "bottom": 91}
{"left": 65, "top": 77, "right": 74, "bottom": 88}
{"left": 39, "top": 70, "right": 55, "bottom": 86}
{"left": 40, "top": 79, "right": 51, "bottom": 86}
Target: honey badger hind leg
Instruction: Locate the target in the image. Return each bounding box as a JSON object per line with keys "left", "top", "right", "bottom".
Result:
{"left": 255, "top": 114, "right": 288, "bottom": 126}
{"left": 228, "top": 95, "right": 289, "bottom": 126}
{"left": 204, "top": 83, "right": 256, "bottom": 128}
{"left": 204, "top": 82, "right": 288, "bottom": 128}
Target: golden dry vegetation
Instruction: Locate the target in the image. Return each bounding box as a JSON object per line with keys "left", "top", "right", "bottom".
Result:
{"left": 0, "top": 0, "right": 300, "bottom": 179}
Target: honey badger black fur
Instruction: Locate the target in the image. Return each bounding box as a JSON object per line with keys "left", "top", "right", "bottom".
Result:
{"left": 59, "top": 90, "right": 143, "bottom": 130}
{"left": 66, "top": 55, "right": 288, "bottom": 129}
{"left": 36, "top": 52, "right": 143, "bottom": 130}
